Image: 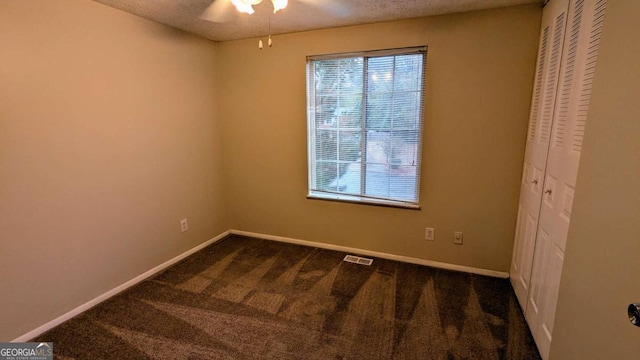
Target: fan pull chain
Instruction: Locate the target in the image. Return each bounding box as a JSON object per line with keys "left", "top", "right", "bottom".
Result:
{"left": 258, "top": 13, "right": 274, "bottom": 49}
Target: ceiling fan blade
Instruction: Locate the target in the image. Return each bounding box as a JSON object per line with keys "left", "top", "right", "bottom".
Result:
{"left": 297, "top": 0, "right": 353, "bottom": 17}
{"left": 200, "top": 0, "right": 234, "bottom": 23}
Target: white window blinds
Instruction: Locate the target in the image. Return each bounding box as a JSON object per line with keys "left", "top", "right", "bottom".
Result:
{"left": 306, "top": 47, "right": 427, "bottom": 208}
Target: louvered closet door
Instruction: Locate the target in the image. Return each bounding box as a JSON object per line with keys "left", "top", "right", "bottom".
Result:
{"left": 526, "top": 1, "right": 607, "bottom": 358}
{"left": 510, "top": 0, "right": 569, "bottom": 311}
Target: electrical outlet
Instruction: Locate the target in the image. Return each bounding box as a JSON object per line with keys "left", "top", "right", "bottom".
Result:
{"left": 180, "top": 219, "right": 188, "bottom": 232}
{"left": 425, "top": 227, "right": 435, "bottom": 241}
{"left": 454, "top": 231, "right": 463, "bottom": 245}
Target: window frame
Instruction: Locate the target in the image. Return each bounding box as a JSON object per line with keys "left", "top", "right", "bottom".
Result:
{"left": 306, "top": 46, "right": 428, "bottom": 209}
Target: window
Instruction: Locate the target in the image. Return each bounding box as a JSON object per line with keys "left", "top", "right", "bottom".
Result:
{"left": 306, "top": 47, "right": 427, "bottom": 208}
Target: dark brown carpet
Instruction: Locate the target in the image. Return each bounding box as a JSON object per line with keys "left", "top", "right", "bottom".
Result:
{"left": 35, "top": 235, "right": 540, "bottom": 359}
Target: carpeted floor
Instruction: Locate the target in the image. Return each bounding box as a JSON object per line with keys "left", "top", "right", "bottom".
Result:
{"left": 35, "top": 235, "right": 541, "bottom": 359}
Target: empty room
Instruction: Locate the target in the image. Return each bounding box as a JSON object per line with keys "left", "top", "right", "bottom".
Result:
{"left": 1, "top": 0, "right": 638, "bottom": 359}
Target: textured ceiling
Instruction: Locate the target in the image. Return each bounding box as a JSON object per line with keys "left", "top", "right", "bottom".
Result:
{"left": 93, "top": 0, "right": 541, "bottom": 42}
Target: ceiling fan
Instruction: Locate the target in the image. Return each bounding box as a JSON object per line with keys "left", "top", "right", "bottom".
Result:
{"left": 200, "top": 0, "right": 351, "bottom": 48}
{"left": 199, "top": 0, "right": 351, "bottom": 24}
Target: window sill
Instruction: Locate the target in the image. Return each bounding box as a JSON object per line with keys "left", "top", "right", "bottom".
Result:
{"left": 307, "top": 191, "right": 420, "bottom": 210}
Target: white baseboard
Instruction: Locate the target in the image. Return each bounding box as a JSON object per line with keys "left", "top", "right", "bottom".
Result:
{"left": 14, "top": 228, "right": 508, "bottom": 342}
{"left": 12, "top": 230, "right": 230, "bottom": 342}
{"left": 230, "top": 230, "right": 509, "bottom": 279}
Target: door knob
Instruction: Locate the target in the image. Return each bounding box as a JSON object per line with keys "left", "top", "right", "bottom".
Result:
{"left": 544, "top": 189, "right": 552, "bottom": 194}
{"left": 532, "top": 179, "right": 538, "bottom": 185}
{"left": 628, "top": 303, "right": 640, "bottom": 327}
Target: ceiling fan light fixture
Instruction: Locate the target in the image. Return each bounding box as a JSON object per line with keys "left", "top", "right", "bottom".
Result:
{"left": 271, "top": 0, "right": 288, "bottom": 13}
{"left": 230, "top": 0, "right": 287, "bottom": 16}
{"left": 231, "top": 0, "right": 262, "bottom": 14}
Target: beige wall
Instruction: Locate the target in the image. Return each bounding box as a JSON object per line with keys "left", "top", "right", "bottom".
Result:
{"left": 0, "top": 0, "right": 225, "bottom": 341}
{"left": 550, "top": 1, "right": 640, "bottom": 358}
{"left": 217, "top": 5, "right": 541, "bottom": 272}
